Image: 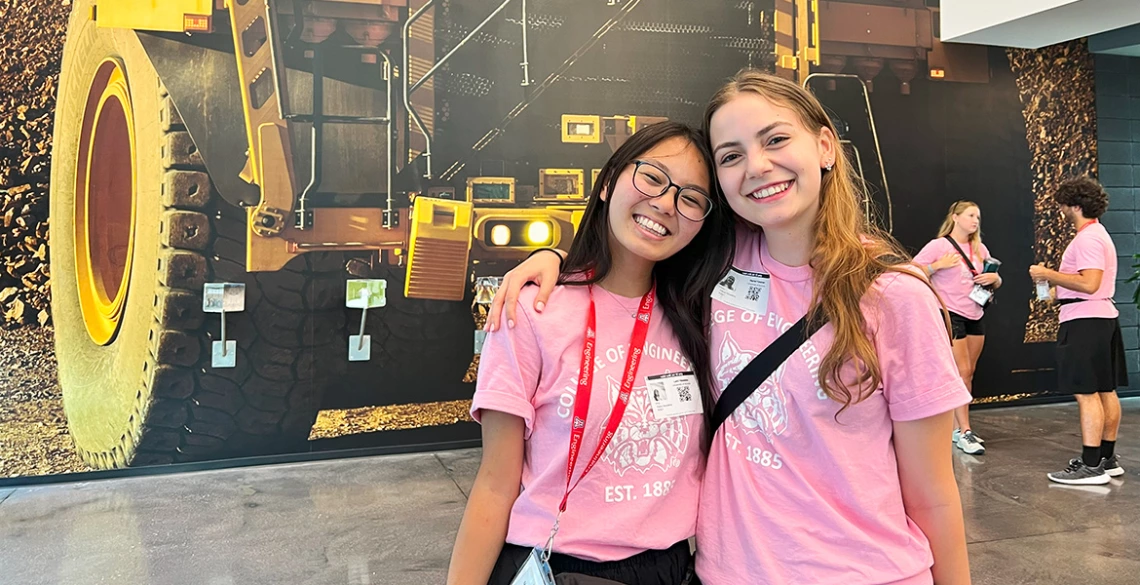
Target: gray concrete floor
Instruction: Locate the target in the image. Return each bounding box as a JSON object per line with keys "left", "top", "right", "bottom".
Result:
{"left": 0, "top": 399, "right": 1137, "bottom": 585}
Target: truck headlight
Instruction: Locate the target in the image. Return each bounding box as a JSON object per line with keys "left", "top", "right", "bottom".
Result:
{"left": 526, "top": 221, "right": 552, "bottom": 245}
{"left": 490, "top": 224, "right": 511, "bottom": 246}
{"left": 483, "top": 220, "right": 555, "bottom": 247}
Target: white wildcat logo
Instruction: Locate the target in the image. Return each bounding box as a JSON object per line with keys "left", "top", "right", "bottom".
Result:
{"left": 715, "top": 330, "right": 790, "bottom": 442}
{"left": 602, "top": 375, "right": 690, "bottom": 476}
{"left": 715, "top": 330, "right": 755, "bottom": 389}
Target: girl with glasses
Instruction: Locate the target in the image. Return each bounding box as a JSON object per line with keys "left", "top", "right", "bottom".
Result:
{"left": 446, "top": 121, "right": 735, "bottom": 585}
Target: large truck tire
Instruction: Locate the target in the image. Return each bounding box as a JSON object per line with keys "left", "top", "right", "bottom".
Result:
{"left": 50, "top": 3, "right": 346, "bottom": 469}
{"left": 337, "top": 265, "right": 475, "bottom": 406}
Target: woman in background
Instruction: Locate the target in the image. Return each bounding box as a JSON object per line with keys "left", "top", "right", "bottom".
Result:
{"left": 915, "top": 201, "right": 1002, "bottom": 455}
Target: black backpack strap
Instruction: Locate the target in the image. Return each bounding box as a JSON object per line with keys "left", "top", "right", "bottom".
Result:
{"left": 943, "top": 236, "right": 978, "bottom": 275}
{"left": 711, "top": 314, "right": 829, "bottom": 433}
{"left": 1056, "top": 297, "right": 1115, "bottom": 306}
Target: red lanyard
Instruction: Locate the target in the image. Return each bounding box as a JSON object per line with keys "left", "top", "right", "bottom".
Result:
{"left": 1077, "top": 219, "right": 1098, "bottom": 234}
{"left": 558, "top": 285, "right": 655, "bottom": 514}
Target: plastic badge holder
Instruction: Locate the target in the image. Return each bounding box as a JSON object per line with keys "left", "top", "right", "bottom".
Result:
{"left": 509, "top": 547, "right": 555, "bottom": 585}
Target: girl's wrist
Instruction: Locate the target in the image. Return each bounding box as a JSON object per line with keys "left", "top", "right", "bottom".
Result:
{"left": 527, "top": 247, "right": 565, "bottom": 266}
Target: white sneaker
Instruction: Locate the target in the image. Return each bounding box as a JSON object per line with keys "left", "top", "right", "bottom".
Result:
{"left": 957, "top": 430, "right": 986, "bottom": 455}
{"left": 953, "top": 428, "right": 984, "bottom": 444}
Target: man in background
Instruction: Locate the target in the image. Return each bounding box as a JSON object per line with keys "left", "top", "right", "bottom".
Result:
{"left": 1030, "top": 176, "right": 1127, "bottom": 486}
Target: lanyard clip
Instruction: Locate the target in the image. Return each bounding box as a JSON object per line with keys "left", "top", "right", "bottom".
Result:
{"left": 541, "top": 510, "right": 564, "bottom": 564}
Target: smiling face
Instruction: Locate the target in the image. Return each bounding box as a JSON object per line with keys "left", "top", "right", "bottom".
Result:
{"left": 708, "top": 92, "right": 835, "bottom": 235}
{"left": 602, "top": 136, "right": 710, "bottom": 264}
{"left": 953, "top": 205, "right": 981, "bottom": 235}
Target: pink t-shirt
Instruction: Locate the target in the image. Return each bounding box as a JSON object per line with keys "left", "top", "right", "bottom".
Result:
{"left": 471, "top": 284, "right": 705, "bottom": 562}
{"left": 1058, "top": 221, "right": 1119, "bottom": 323}
{"left": 913, "top": 237, "right": 992, "bottom": 321}
{"left": 695, "top": 229, "right": 971, "bottom": 585}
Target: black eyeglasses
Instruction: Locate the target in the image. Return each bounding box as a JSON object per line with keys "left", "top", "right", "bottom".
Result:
{"left": 631, "top": 160, "right": 713, "bottom": 222}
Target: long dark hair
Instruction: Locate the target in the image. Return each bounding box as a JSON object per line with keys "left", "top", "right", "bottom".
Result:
{"left": 560, "top": 121, "right": 735, "bottom": 449}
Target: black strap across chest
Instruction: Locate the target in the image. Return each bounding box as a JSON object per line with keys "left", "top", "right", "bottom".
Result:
{"left": 710, "top": 252, "right": 912, "bottom": 433}
{"left": 710, "top": 314, "right": 829, "bottom": 433}
{"left": 1056, "top": 297, "right": 1115, "bottom": 306}
{"left": 943, "top": 236, "right": 978, "bottom": 275}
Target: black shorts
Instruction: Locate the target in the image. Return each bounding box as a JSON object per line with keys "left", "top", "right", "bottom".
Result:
{"left": 1056, "top": 318, "right": 1129, "bottom": 395}
{"left": 949, "top": 312, "right": 985, "bottom": 340}
{"left": 487, "top": 540, "right": 694, "bottom": 585}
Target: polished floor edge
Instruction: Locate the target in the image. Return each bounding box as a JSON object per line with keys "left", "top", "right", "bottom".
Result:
{"left": 4, "top": 390, "right": 1138, "bottom": 489}
{"left": 0, "top": 438, "right": 481, "bottom": 489}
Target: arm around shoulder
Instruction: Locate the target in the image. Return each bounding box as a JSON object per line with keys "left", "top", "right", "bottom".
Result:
{"left": 487, "top": 249, "right": 566, "bottom": 331}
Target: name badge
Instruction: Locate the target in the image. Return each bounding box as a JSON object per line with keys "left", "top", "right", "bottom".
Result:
{"left": 646, "top": 372, "right": 704, "bottom": 419}
{"left": 509, "top": 548, "right": 555, "bottom": 585}
{"left": 712, "top": 268, "right": 770, "bottom": 314}
{"left": 969, "top": 284, "right": 993, "bottom": 307}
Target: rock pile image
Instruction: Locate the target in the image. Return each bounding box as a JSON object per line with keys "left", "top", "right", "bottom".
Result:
{"left": 0, "top": 0, "right": 78, "bottom": 478}
{"left": 0, "top": 0, "right": 70, "bottom": 328}
{"left": 1007, "top": 42, "right": 1099, "bottom": 344}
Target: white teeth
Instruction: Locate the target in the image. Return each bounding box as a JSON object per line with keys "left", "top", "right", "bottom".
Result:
{"left": 749, "top": 181, "right": 792, "bottom": 199}
{"left": 635, "top": 215, "right": 668, "bottom": 236}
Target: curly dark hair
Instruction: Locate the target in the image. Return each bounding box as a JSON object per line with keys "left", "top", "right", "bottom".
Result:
{"left": 1052, "top": 176, "right": 1109, "bottom": 219}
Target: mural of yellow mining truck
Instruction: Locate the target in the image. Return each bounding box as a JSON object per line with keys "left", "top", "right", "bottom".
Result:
{"left": 49, "top": 0, "right": 990, "bottom": 469}
{"left": 49, "top": 0, "right": 676, "bottom": 468}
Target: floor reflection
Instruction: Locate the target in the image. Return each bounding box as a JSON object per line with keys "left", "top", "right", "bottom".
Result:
{"left": 0, "top": 399, "right": 1137, "bottom": 584}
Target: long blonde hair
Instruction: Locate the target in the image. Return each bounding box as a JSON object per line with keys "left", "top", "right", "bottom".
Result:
{"left": 937, "top": 200, "right": 982, "bottom": 247}
{"left": 703, "top": 70, "right": 942, "bottom": 412}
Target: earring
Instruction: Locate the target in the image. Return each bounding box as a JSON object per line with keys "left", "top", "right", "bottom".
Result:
{"left": 823, "top": 162, "right": 833, "bottom": 172}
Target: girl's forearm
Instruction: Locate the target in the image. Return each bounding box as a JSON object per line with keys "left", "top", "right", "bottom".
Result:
{"left": 448, "top": 411, "right": 526, "bottom": 585}
{"left": 446, "top": 484, "right": 517, "bottom": 585}
{"left": 895, "top": 413, "right": 971, "bottom": 585}
{"left": 909, "top": 502, "right": 971, "bottom": 585}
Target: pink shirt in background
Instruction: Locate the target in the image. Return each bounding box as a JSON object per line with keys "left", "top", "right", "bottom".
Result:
{"left": 913, "top": 237, "right": 992, "bottom": 321}
{"left": 1058, "top": 221, "right": 1119, "bottom": 323}
{"left": 471, "top": 284, "right": 705, "bottom": 562}
{"left": 695, "top": 228, "right": 971, "bottom": 585}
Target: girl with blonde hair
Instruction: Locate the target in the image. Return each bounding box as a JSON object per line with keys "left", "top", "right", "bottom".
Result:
{"left": 914, "top": 201, "right": 1002, "bottom": 455}
{"left": 487, "top": 70, "right": 972, "bottom": 584}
